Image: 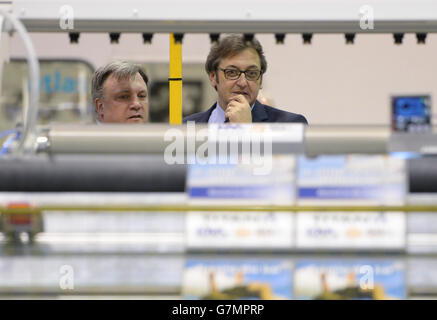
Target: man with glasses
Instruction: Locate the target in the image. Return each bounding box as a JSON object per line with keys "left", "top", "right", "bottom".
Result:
{"left": 183, "top": 34, "right": 308, "bottom": 124}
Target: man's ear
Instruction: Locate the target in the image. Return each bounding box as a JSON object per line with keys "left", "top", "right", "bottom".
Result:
{"left": 209, "top": 72, "right": 218, "bottom": 91}
{"left": 94, "top": 98, "right": 104, "bottom": 121}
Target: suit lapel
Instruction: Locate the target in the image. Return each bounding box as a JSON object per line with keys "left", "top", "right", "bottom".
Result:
{"left": 196, "top": 104, "right": 216, "bottom": 122}
{"left": 251, "top": 100, "right": 269, "bottom": 122}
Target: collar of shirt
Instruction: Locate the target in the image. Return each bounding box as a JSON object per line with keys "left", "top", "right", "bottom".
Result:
{"left": 208, "top": 101, "right": 255, "bottom": 123}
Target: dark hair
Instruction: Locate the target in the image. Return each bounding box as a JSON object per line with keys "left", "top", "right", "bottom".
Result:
{"left": 91, "top": 60, "right": 149, "bottom": 101}
{"left": 205, "top": 34, "right": 267, "bottom": 75}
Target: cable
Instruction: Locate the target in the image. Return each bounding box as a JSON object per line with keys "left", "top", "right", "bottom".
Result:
{"left": 0, "top": 9, "right": 40, "bottom": 155}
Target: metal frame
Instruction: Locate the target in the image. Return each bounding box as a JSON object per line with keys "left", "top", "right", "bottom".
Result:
{"left": 13, "top": 0, "right": 437, "bottom": 33}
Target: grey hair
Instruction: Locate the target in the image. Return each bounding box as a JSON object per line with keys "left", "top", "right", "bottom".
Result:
{"left": 91, "top": 60, "right": 149, "bottom": 102}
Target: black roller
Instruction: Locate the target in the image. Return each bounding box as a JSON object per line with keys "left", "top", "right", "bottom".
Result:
{"left": 0, "top": 155, "right": 187, "bottom": 192}
{"left": 408, "top": 157, "right": 437, "bottom": 193}
{"left": 2, "top": 155, "right": 436, "bottom": 194}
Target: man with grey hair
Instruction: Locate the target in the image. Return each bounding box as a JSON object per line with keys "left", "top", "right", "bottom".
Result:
{"left": 92, "top": 60, "right": 149, "bottom": 123}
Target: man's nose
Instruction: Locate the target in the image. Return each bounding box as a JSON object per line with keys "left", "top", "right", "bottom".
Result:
{"left": 129, "top": 97, "right": 142, "bottom": 110}
{"left": 235, "top": 74, "right": 248, "bottom": 87}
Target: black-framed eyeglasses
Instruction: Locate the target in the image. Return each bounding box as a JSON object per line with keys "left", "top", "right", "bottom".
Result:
{"left": 218, "top": 68, "right": 262, "bottom": 81}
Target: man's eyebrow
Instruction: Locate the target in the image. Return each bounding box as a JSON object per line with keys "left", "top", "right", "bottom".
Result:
{"left": 225, "top": 64, "right": 260, "bottom": 69}
{"left": 114, "top": 88, "right": 130, "bottom": 94}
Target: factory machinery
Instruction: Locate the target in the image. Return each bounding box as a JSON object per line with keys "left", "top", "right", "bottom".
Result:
{"left": 1, "top": 0, "right": 437, "bottom": 299}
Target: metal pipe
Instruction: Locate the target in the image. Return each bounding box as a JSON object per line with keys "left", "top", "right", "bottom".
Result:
{"left": 305, "top": 125, "right": 390, "bottom": 156}
{"left": 0, "top": 9, "right": 40, "bottom": 155}
{"left": 42, "top": 124, "right": 437, "bottom": 157}
{"left": 43, "top": 124, "right": 390, "bottom": 155}
{"left": 44, "top": 124, "right": 197, "bottom": 154}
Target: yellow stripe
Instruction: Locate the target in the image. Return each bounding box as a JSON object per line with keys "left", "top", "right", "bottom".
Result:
{"left": 2, "top": 205, "right": 437, "bottom": 214}
{"left": 169, "top": 34, "right": 182, "bottom": 124}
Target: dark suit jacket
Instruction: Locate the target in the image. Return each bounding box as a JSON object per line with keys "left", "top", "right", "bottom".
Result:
{"left": 183, "top": 100, "right": 308, "bottom": 124}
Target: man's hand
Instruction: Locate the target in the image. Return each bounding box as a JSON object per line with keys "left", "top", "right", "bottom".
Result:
{"left": 225, "top": 94, "right": 252, "bottom": 123}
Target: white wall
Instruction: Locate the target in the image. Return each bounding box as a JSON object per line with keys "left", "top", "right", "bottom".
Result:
{"left": 9, "top": 31, "right": 437, "bottom": 125}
